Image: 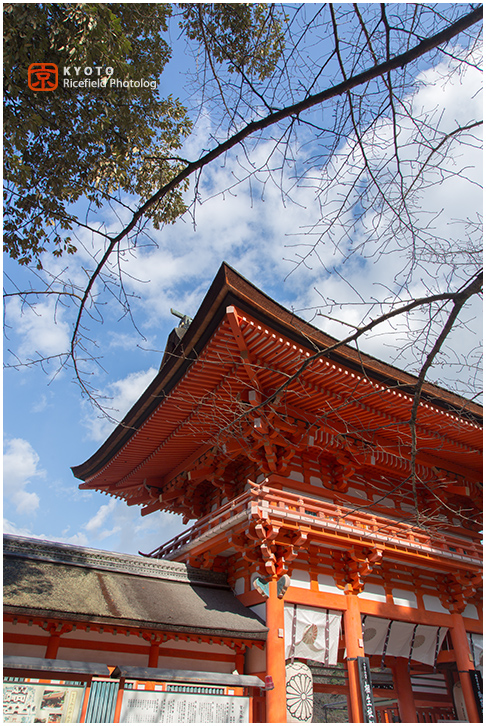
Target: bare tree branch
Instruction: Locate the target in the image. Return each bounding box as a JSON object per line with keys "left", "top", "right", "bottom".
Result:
{"left": 69, "top": 4, "right": 483, "bottom": 376}
{"left": 408, "top": 270, "right": 483, "bottom": 525}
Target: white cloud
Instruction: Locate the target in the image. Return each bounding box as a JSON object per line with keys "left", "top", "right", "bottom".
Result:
{"left": 52, "top": 497, "right": 186, "bottom": 555}
{"left": 85, "top": 498, "right": 117, "bottom": 533}
{"left": 84, "top": 366, "right": 158, "bottom": 442}
{"left": 3, "top": 438, "right": 44, "bottom": 515}
{"left": 112, "top": 505, "right": 186, "bottom": 555}
{"left": 6, "top": 45, "right": 480, "bottom": 392}
{"left": 121, "top": 48, "right": 480, "bottom": 342}
{"left": 6, "top": 297, "right": 71, "bottom": 360}
{"left": 31, "top": 393, "right": 49, "bottom": 414}
{"left": 106, "top": 140, "right": 329, "bottom": 338}
{"left": 4, "top": 45, "right": 481, "bottom": 557}
{"left": 108, "top": 331, "right": 155, "bottom": 351}
{"left": 62, "top": 532, "right": 90, "bottom": 546}
{"left": 3, "top": 518, "right": 90, "bottom": 547}
{"left": 3, "top": 519, "right": 45, "bottom": 539}
{"left": 85, "top": 47, "right": 480, "bottom": 400}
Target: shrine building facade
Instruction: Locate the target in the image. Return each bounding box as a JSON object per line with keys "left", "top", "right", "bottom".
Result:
{"left": 4, "top": 263, "right": 482, "bottom": 723}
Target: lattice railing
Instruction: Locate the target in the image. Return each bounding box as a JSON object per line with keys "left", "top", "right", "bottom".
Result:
{"left": 145, "top": 479, "right": 482, "bottom": 567}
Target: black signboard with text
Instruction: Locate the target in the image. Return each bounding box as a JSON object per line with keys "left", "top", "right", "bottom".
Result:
{"left": 469, "top": 670, "right": 483, "bottom": 721}
{"left": 357, "top": 656, "right": 377, "bottom": 723}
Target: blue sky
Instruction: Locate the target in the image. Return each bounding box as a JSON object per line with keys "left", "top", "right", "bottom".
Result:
{"left": 3, "top": 8, "right": 482, "bottom": 555}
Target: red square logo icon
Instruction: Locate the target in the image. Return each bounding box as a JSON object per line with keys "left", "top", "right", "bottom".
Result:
{"left": 28, "top": 63, "right": 58, "bottom": 91}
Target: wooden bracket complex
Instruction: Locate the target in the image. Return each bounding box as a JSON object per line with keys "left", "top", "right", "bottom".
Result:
{"left": 333, "top": 546, "right": 383, "bottom": 594}
{"left": 437, "top": 572, "right": 483, "bottom": 613}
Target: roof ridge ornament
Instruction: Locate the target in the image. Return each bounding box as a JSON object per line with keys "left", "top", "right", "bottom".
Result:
{"left": 159, "top": 308, "right": 194, "bottom": 370}
{"left": 170, "top": 308, "right": 193, "bottom": 330}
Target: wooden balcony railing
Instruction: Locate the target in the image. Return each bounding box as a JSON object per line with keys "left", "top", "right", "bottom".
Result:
{"left": 144, "top": 480, "right": 482, "bottom": 569}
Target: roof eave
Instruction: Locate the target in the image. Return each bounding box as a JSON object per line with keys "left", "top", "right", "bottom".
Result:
{"left": 72, "top": 262, "right": 482, "bottom": 482}
{"left": 3, "top": 605, "right": 267, "bottom": 641}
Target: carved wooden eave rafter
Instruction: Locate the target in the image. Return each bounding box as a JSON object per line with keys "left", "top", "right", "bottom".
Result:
{"left": 118, "top": 412, "right": 481, "bottom": 526}
{"left": 73, "top": 267, "right": 481, "bottom": 527}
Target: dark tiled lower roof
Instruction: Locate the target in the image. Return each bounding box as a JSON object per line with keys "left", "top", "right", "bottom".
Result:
{"left": 3, "top": 536, "right": 267, "bottom": 641}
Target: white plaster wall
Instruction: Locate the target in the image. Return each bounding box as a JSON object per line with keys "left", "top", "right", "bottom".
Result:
{"left": 422, "top": 594, "right": 449, "bottom": 614}
{"left": 372, "top": 495, "right": 395, "bottom": 508}
{"left": 4, "top": 622, "right": 47, "bottom": 659}
{"left": 400, "top": 503, "right": 415, "bottom": 514}
{"left": 318, "top": 574, "right": 342, "bottom": 595}
{"left": 463, "top": 603, "right": 479, "bottom": 619}
{"left": 4, "top": 641, "right": 46, "bottom": 659}
{"left": 290, "top": 569, "right": 311, "bottom": 589}
{"left": 156, "top": 657, "right": 233, "bottom": 674}
{"left": 289, "top": 470, "right": 304, "bottom": 482}
{"left": 57, "top": 646, "right": 148, "bottom": 668}
{"left": 348, "top": 487, "right": 367, "bottom": 499}
{"left": 392, "top": 589, "right": 417, "bottom": 608}
{"left": 58, "top": 638, "right": 233, "bottom": 672}
{"left": 283, "top": 487, "right": 333, "bottom": 503}
{"left": 357, "top": 583, "right": 387, "bottom": 603}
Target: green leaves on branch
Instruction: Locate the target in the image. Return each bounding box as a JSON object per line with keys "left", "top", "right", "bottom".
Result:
{"left": 4, "top": 3, "right": 191, "bottom": 267}
{"left": 179, "top": 3, "right": 285, "bottom": 80}
{"left": 4, "top": 3, "right": 285, "bottom": 268}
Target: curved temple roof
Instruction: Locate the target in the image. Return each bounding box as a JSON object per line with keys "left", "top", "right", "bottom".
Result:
{"left": 72, "top": 263, "right": 482, "bottom": 513}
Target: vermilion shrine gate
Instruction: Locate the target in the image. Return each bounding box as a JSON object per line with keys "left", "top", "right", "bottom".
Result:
{"left": 4, "top": 264, "right": 482, "bottom": 723}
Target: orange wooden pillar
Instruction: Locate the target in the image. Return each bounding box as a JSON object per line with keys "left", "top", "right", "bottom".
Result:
{"left": 392, "top": 657, "right": 417, "bottom": 722}
{"left": 143, "top": 632, "right": 161, "bottom": 668}
{"left": 235, "top": 646, "right": 246, "bottom": 674}
{"left": 265, "top": 578, "right": 287, "bottom": 723}
{"left": 45, "top": 631, "right": 62, "bottom": 659}
{"left": 450, "top": 612, "right": 480, "bottom": 723}
{"left": 148, "top": 641, "right": 159, "bottom": 668}
{"left": 343, "top": 588, "right": 365, "bottom": 723}
{"left": 44, "top": 623, "right": 72, "bottom": 659}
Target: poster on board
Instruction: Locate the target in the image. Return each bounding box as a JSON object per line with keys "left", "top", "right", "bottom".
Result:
{"left": 119, "top": 684, "right": 250, "bottom": 723}
{"left": 3, "top": 679, "right": 85, "bottom": 723}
